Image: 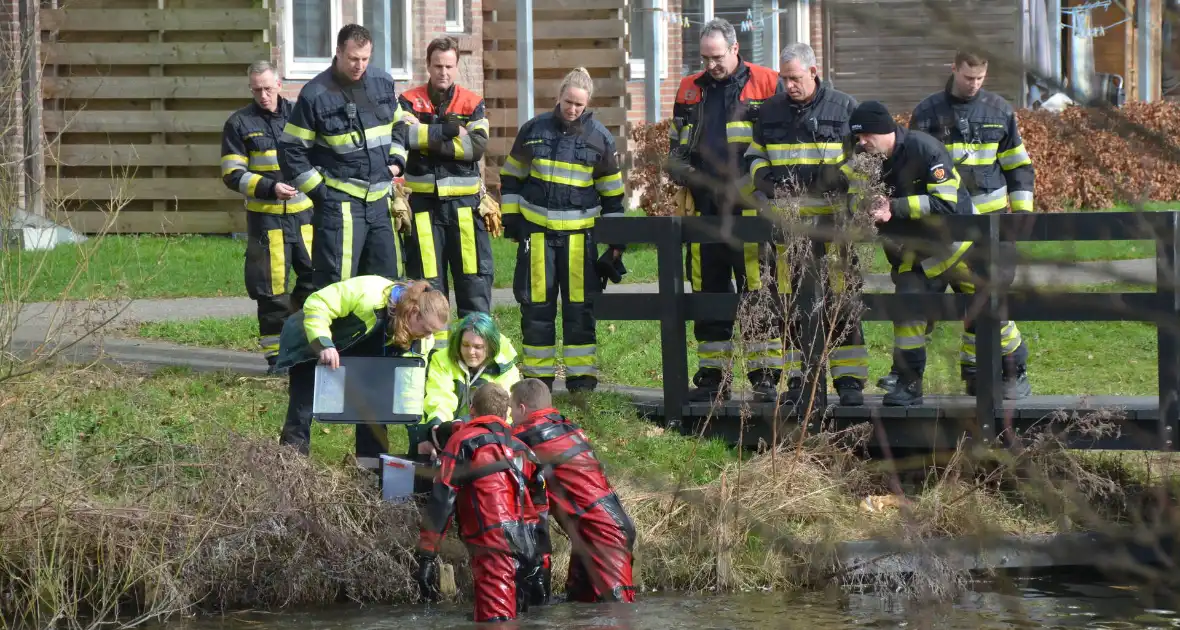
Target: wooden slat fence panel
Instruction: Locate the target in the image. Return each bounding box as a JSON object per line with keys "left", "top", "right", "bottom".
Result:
{"left": 41, "top": 2, "right": 267, "bottom": 234}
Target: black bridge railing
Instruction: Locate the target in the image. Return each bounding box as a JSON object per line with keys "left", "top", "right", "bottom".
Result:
{"left": 593, "top": 211, "right": 1180, "bottom": 451}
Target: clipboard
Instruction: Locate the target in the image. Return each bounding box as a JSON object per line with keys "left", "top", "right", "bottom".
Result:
{"left": 312, "top": 355, "right": 428, "bottom": 425}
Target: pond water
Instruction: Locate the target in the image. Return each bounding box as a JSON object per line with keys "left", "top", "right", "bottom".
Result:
{"left": 165, "top": 573, "right": 1180, "bottom": 629}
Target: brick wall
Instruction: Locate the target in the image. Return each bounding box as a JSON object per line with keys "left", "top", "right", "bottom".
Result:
{"left": 811, "top": 0, "right": 824, "bottom": 74}
{"left": 626, "top": 0, "right": 682, "bottom": 127}
{"left": 1, "top": 0, "right": 23, "bottom": 209}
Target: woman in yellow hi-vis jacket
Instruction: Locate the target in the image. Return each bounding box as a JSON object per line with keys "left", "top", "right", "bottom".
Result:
{"left": 274, "top": 276, "right": 450, "bottom": 457}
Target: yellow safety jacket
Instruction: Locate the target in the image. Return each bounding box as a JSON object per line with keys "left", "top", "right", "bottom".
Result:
{"left": 421, "top": 333, "right": 521, "bottom": 427}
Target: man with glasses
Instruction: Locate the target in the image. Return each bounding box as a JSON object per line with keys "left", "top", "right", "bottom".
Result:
{"left": 221, "top": 60, "right": 315, "bottom": 374}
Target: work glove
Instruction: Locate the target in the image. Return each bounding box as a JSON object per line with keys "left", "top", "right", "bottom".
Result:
{"left": 521, "top": 555, "right": 552, "bottom": 607}
{"left": 478, "top": 184, "right": 504, "bottom": 238}
{"left": 595, "top": 247, "right": 627, "bottom": 290}
{"left": 414, "top": 549, "right": 441, "bottom": 603}
{"left": 439, "top": 113, "right": 463, "bottom": 139}
{"left": 673, "top": 187, "right": 695, "bottom": 216}
{"left": 391, "top": 181, "right": 412, "bottom": 233}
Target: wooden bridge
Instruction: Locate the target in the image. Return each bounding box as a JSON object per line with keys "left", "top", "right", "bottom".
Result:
{"left": 592, "top": 211, "right": 1180, "bottom": 452}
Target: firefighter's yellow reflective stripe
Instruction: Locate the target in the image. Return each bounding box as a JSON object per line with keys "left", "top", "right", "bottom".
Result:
{"left": 929, "top": 182, "right": 959, "bottom": 203}
{"left": 564, "top": 344, "right": 596, "bottom": 375}
{"left": 764, "top": 142, "right": 844, "bottom": 165}
{"left": 973, "top": 187, "right": 1009, "bottom": 214}
{"left": 748, "top": 141, "right": 771, "bottom": 178}
{"left": 267, "top": 227, "right": 285, "bottom": 295}
{"left": 238, "top": 173, "right": 263, "bottom": 197}
{"left": 300, "top": 222, "right": 313, "bottom": 257}
{"left": 452, "top": 134, "right": 474, "bottom": 159}
{"left": 393, "top": 224, "right": 404, "bottom": 278}
{"left": 785, "top": 349, "right": 803, "bottom": 377}
{"left": 246, "top": 196, "right": 314, "bottom": 214}
{"left": 829, "top": 344, "right": 869, "bottom": 379}
{"left": 500, "top": 155, "right": 529, "bottom": 180}
{"left": 825, "top": 242, "right": 845, "bottom": 293}
{"left": 320, "top": 123, "right": 394, "bottom": 154}
{"left": 690, "top": 243, "right": 702, "bottom": 291}
{"left": 997, "top": 144, "right": 1032, "bottom": 170}
{"left": 522, "top": 345, "right": 557, "bottom": 377}
{"left": 669, "top": 124, "right": 681, "bottom": 144}
{"left": 776, "top": 245, "right": 790, "bottom": 292}
{"left": 282, "top": 122, "right": 316, "bottom": 145}
{"left": 414, "top": 211, "right": 437, "bottom": 279}
{"left": 324, "top": 176, "right": 391, "bottom": 201}
{"left": 390, "top": 143, "right": 408, "bottom": 162}
{"left": 248, "top": 150, "right": 280, "bottom": 171}
{"left": 293, "top": 169, "right": 323, "bottom": 193}
{"left": 568, "top": 233, "right": 585, "bottom": 303}
{"left": 922, "top": 241, "right": 973, "bottom": 279}
{"left": 341, "top": 201, "right": 355, "bottom": 281}
{"left": 1009, "top": 189, "right": 1034, "bottom": 212}
{"left": 905, "top": 195, "right": 930, "bottom": 218}
{"left": 530, "top": 158, "right": 594, "bottom": 187}
{"left": 740, "top": 209, "right": 762, "bottom": 290}
{"left": 946, "top": 142, "right": 999, "bottom": 165}
{"left": 679, "top": 124, "right": 693, "bottom": 146}
{"left": 221, "top": 153, "right": 248, "bottom": 175}
{"left": 410, "top": 124, "right": 430, "bottom": 150}
{"left": 260, "top": 335, "right": 281, "bottom": 358}
{"left": 726, "top": 120, "right": 753, "bottom": 144}
{"left": 467, "top": 118, "right": 490, "bottom": 134}
{"left": 403, "top": 174, "right": 481, "bottom": 196}
{"left": 529, "top": 232, "right": 546, "bottom": 303}
{"left": 594, "top": 172, "right": 624, "bottom": 197}
{"left": 745, "top": 339, "right": 784, "bottom": 369}
{"left": 1001, "top": 321, "right": 1022, "bottom": 354}
{"left": 501, "top": 193, "right": 521, "bottom": 216}
{"left": 697, "top": 341, "right": 731, "bottom": 369}
{"left": 458, "top": 207, "right": 477, "bottom": 275}
{"left": 516, "top": 197, "right": 599, "bottom": 231}
{"left": 895, "top": 322, "right": 928, "bottom": 349}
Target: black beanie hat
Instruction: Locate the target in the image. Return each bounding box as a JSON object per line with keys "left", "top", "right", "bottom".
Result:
{"left": 849, "top": 100, "right": 895, "bottom": 135}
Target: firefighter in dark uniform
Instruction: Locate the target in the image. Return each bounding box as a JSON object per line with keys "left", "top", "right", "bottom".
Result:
{"left": 742, "top": 42, "right": 868, "bottom": 407}
{"left": 498, "top": 67, "right": 627, "bottom": 394}
{"left": 876, "top": 50, "right": 1033, "bottom": 399}
{"left": 398, "top": 36, "right": 496, "bottom": 352}
{"left": 668, "top": 18, "right": 784, "bottom": 402}
{"left": 279, "top": 24, "right": 407, "bottom": 290}
{"left": 846, "top": 101, "right": 1015, "bottom": 406}
{"left": 221, "top": 61, "right": 315, "bottom": 374}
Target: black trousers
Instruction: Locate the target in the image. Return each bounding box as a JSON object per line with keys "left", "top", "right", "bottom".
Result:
{"left": 245, "top": 210, "right": 315, "bottom": 362}
{"left": 310, "top": 187, "right": 404, "bottom": 290}
{"left": 279, "top": 330, "right": 391, "bottom": 458}
{"left": 513, "top": 227, "right": 601, "bottom": 390}
{"left": 404, "top": 194, "right": 494, "bottom": 343}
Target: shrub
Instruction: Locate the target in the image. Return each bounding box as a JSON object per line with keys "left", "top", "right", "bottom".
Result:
{"left": 627, "top": 101, "right": 1180, "bottom": 214}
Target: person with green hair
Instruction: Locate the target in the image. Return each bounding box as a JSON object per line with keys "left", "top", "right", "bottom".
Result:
{"left": 411, "top": 312, "right": 522, "bottom": 461}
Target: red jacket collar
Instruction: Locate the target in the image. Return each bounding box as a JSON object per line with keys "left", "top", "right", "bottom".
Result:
{"left": 515, "top": 407, "right": 561, "bottom": 431}
{"left": 469, "top": 414, "right": 510, "bottom": 429}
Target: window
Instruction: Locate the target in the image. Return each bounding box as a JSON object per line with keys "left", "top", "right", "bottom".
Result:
{"left": 282, "top": 0, "right": 413, "bottom": 81}
{"left": 630, "top": 0, "right": 668, "bottom": 80}
{"left": 360, "top": 0, "right": 414, "bottom": 81}
{"left": 446, "top": 0, "right": 465, "bottom": 33}
{"left": 283, "top": 0, "right": 343, "bottom": 79}
{"left": 680, "top": 0, "right": 800, "bottom": 75}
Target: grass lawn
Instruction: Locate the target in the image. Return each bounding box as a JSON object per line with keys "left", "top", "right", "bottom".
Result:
{"left": 5, "top": 206, "right": 1169, "bottom": 302}
{"left": 136, "top": 295, "right": 1159, "bottom": 397}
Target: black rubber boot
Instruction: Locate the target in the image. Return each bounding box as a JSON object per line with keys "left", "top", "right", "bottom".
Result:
{"left": 835, "top": 377, "right": 865, "bottom": 407}
{"left": 877, "top": 371, "right": 899, "bottom": 391}
{"left": 1003, "top": 365, "right": 1032, "bottom": 400}
{"left": 687, "top": 369, "right": 730, "bottom": 402}
{"left": 883, "top": 377, "right": 923, "bottom": 407}
{"left": 749, "top": 368, "right": 781, "bottom": 403}
{"left": 777, "top": 377, "right": 804, "bottom": 407}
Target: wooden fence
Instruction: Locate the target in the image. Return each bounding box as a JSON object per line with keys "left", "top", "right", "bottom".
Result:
{"left": 481, "top": 0, "right": 631, "bottom": 192}
{"left": 40, "top": 1, "right": 269, "bottom": 234}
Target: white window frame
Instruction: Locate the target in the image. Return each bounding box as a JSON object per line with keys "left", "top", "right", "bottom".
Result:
{"left": 630, "top": 0, "right": 669, "bottom": 80}
{"left": 446, "top": 0, "right": 465, "bottom": 33}
{"left": 282, "top": 0, "right": 344, "bottom": 80}
{"left": 357, "top": 0, "right": 415, "bottom": 82}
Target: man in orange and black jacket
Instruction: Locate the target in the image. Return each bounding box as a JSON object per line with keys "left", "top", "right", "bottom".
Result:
{"left": 668, "top": 18, "right": 784, "bottom": 403}
{"left": 397, "top": 36, "right": 493, "bottom": 353}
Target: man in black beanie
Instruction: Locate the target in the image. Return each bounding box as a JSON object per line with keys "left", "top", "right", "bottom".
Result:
{"left": 843, "top": 100, "right": 987, "bottom": 406}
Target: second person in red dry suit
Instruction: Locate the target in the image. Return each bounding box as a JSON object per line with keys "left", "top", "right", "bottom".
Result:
{"left": 415, "top": 382, "right": 551, "bottom": 623}
{"left": 509, "top": 378, "right": 637, "bottom": 604}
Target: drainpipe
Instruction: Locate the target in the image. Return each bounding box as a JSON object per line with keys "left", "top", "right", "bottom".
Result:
{"left": 1068, "top": 6, "right": 1097, "bottom": 103}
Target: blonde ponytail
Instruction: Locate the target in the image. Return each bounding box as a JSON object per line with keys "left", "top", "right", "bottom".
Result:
{"left": 558, "top": 66, "right": 594, "bottom": 101}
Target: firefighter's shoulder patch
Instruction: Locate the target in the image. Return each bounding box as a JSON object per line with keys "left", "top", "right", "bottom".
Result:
{"left": 930, "top": 163, "right": 949, "bottom": 183}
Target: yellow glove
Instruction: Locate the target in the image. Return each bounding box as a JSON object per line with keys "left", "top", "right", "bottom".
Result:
{"left": 391, "top": 182, "right": 412, "bottom": 233}
{"left": 673, "top": 187, "right": 694, "bottom": 216}
{"left": 477, "top": 182, "right": 503, "bottom": 238}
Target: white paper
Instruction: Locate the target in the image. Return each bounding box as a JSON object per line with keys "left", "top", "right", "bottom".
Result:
{"left": 392, "top": 365, "right": 427, "bottom": 416}
{"left": 312, "top": 365, "right": 346, "bottom": 414}
{"left": 380, "top": 454, "right": 418, "bottom": 503}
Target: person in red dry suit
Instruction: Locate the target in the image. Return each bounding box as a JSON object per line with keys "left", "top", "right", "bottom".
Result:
{"left": 509, "top": 378, "right": 637, "bottom": 604}
{"left": 414, "top": 382, "right": 551, "bottom": 623}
